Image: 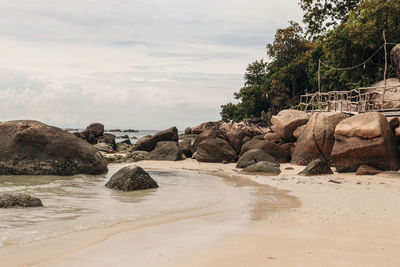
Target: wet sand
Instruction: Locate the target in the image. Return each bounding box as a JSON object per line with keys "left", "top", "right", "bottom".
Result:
{"left": 2, "top": 159, "right": 400, "bottom": 266}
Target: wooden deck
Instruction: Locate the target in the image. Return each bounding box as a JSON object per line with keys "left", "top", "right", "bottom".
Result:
{"left": 299, "top": 85, "right": 400, "bottom": 117}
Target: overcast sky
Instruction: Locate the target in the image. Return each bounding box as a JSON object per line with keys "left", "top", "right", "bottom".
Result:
{"left": 0, "top": 0, "right": 303, "bottom": 130}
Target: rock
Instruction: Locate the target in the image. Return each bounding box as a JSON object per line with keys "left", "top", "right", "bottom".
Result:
{"left": 105, "top": 154, "right": 124, "bottom": 163}
{"left": 236, "top": 149, "right": 278, "bottom": 168}
{"left": 0, "top": 194, "right": 43, "bottom": 208}
{"left": 115, "top": 142, "right": 132, "bottom": 153}
{"left": 184, "top": 127, "right": 192, "bottom": 135}
{"left": 99, "top": 133, "right": 116, "bottom": 147}
{"left": 241, "top": 161, "right": 281, "bottom": 175}
{"left": 239, "top": 139, "right": 290, "bottom": 163}
{"left": 94, "top": 142, "right": 114, "bottom": 153}
{"left": 123, "top": 129, "right": 138, "bottom": 132}
{"left": 191, "top": 121, "right": 220, "bottom": 134}
{"left": 293, "top": 125, "right": 306, "bottom": 139}
{"left": 125, "top": 151, "right": 150, "bottom": 162}
{"left": 179, "top": 139, "right": 193, "bottom": 158}
{"left": 105, "top": 166, "right": 158, "bottom": 191}
{"left": 370, "top": 78, "right": 400, "bottom": 109}
{"left": 116, "top": 135, "right": 130, "bottom": 139}
{"left": 83, "top": 123, "right": 104, "bottom": 144}
{"left": 225, "top": 128, "right": 252, "bottom": 153}
{"left": 263, "top": 132, "right": 280, "bottom": 143}
{"left": 298, "top": 159, "right": 333, "bottom": 176}
{"left": 331, "top": 112, "right": 400, "bottom": 172}
{"left": 192, "top": 127, "right": 225, "bottom": 151}
{"left": 107, "top": 129, "right": 121, "bottom": 132}
{"left": 291, "top": 112, "right": 348, "bottom": 165}
{"left": 252, "top": 135, "right": 265, "bottom": 141}
{"left": 150, "top": 142, "right": 185, "bottom": 161}
{"left": 280, "top": 142, "right": 295, "bottom": 158}
{"left": 135, "top": 127, "right": 178, "bottom": 152}
{"left": 271, "top": 110, "right": 310, "bottom": 141}
{"left": 391, "top": 44, "right": 400, "bottom": 79}
{"left": 387, "top": 117, "right": 399, "bottom": 131}
{"left": 356, "top": 165, "right": 382, "bottom": 175}
{"left": 196, "top": 138, "right": 237, "bottom": 163}
{"left": 0, "top": 120, "right": 108, "bottom": 175}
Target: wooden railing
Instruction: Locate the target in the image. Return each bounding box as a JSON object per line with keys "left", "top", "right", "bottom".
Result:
{"left": 299, "top": 85, "right": 400, "bottom": 116}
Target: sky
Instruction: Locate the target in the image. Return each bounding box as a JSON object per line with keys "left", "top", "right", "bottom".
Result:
{"left": 0, "top": 0, "right": 303, "bottom": 130}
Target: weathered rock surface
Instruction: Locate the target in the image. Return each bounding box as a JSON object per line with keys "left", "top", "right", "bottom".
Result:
{"left": 0, "top": 120, "right": 108, "bottom": 175}
{"left": 370, "top": 78, "right": 400, "bottom": 109}
{"left": 83, "top": 123, "right": 105, "bottom": 144}
{"left": 271, "top": 110, "right": 310, "bottom": 141}
{"left": 0, "top": 194, "right": 43, "bottom": 208}
{"left": 196, "top": 138, "right": 237, "bottom": 163}
{"left": 241, "top": 161, "right": 281, "bottom": 175}
{"left": 135, "top": 127, "right": 178, "bottom": 151}
{"left": 298, "top": 159, "right": 333, "bottom": 176}
{"left": 391, "top": 44, "right": 400, "bottom": 79}
{"left": 179, "top": 139, "right": 193, "bottom": 158}
{"left": 184, "top": 127, "right": 191, "bottom": 135}
{"left": 239, "top": 139, "right": 290, "bottom": 163}
{"left": 291, "top": 112, "right": 348, "bottom": 165}
{"left": 225, "top": 128, "right": 252, "bottom": 153}
{"left": 105, "top": 166, "right": 158, "bottom": 191}
{"left": 98, "top": 133, "right": 116, "bottom": 148}
{"left": 236, "top": 149, "right": 278, "bottom": 169}
{"left": 149, "top": 142, "right": 185, "bottom": 161}
{"left": 356, "top": 165, "right": 382, "bottom": 175}
{"left": 293, "top": 125, "right": 306, "bottom": 139}
{"left": 125, "top": 151, "right": 150, "bottom": 162}
{"left": 331, "top": 112, "right": 400, "bottom": 172}
{"left": 263, "top": 132, "right": 280, "bottom": 143}
{"left": 94, "top": 142, "right": 114, "bottom": 153}
{"left": 192, "top": 127, "right": 225, "bottom": 151}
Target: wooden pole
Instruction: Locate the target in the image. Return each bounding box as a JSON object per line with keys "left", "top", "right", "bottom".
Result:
{"left": 383, "top": 31, "right": 387, "bottom": 86}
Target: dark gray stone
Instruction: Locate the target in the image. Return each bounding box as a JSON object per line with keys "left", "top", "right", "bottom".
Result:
{"left": 298, "top": 159, "right": 333, "bottom": 176}
{"left": 241, "top": 161, "right": 281, "bottom": 175}
{"left": 0, "top": 194, "right": 43, "bottom": 208}
{"left": 105, "top": 166, "right": 158, "bottom": 191}
{"left": 236, "top": 149, "right": 278, "bottom": 169}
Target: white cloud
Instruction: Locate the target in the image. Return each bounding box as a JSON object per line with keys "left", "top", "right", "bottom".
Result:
{"left": 0, "top": 0, "right": 303, "bottom": 129}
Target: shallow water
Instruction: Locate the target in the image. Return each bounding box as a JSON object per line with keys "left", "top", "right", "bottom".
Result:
{"left": 0, "top": 166, "right": 256, "bottom": 248}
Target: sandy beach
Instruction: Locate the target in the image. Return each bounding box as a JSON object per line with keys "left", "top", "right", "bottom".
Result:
{"left": 1, "top": 159, "right": 400, "bottom": 267}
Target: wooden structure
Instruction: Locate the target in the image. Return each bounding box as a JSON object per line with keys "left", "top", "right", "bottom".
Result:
{"left": 299, "top": 85, "right": 400, "bottom": 117}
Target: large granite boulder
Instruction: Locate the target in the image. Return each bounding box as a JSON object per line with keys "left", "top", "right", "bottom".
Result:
{"left": 356, "top": 165, "right": 382, "bottom": 175}
{"left": 191, "top": 121, "right": 220, "bottom": 134}
{"left": 331, "top": 112, "right": 400, "bottom": 172}
{"left": 298, "top": 159, "right": 333, "bottom": 176}
{"left": 98, "top": 133, "right": 116, "bottom": 148}
{"left": 239, "top": 139, "right": 290, "bottom": 163}
{"left": 291, "top": 112, "right": 348, "bottom": 165}
{"left": 135, "top": 127, "right": 178, "bottom": 152}
{"left": 94, "top": 142, "right": 114, "bottom": 153}
{"left": 149, "top": 141, "right": 185, "bottom": 161}
{"left": 391, "top": 44, "right": 400, "bottom": 79}
{"left": 83, "top": 123, "right": 104, "bottom": 144}
{"left": 236, "top": 149, "right": 278, "bottom": 169}
{"left": 196, "top": 138, "right": 237, "bottom": 163}
{"left": 0, "top": 120, "right": 108, "bottom": 175}
{"left": 105, "top": 166, "right": 158, "bottom": 191}
{"left": 241, "top": 161, "right": 281, "bottom": 175}
{"left": 271, "top": 110, "right": 310, "bottom": 141}
{"left": 192, "top": 127, "right": 225, "bottom": 151}
{"left": 0, "top": 194, "right": 43, "bottom": 208}
{"left": 225, "top": 128, "right": 252, "bottom": 153}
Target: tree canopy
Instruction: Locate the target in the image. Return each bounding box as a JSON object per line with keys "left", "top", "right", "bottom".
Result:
{"left": 220, "top": 0, "right": 400, "bottom": 122}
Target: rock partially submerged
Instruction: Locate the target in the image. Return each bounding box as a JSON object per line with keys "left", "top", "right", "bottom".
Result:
{"left": 105, "top": 166, "right": 158, "bottom": 191}
{"left": 298, "top": 159, "right": 333, "bottom": 176}
{"left": 241, "top": 161, "right": 281, "bottom": 175}
{"left": 236, "top": 149, "right": 278, "bottom": 169}
{"left": 0, "top": 120, "right": 108, "bottom": 175}
{"left": 0, "top": 194, "right": 43, "bottom": 208}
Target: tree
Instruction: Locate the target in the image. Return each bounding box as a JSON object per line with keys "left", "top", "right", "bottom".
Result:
{"left": 300, "top": 0, "right": 361, "bottom": 38}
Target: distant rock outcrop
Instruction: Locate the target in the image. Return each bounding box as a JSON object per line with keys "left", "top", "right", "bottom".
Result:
{"left": 135, "top": 127, "right": 178, "bottom": 152}
{"left": 0, "top": 120, "right": 108, "bottom": 175}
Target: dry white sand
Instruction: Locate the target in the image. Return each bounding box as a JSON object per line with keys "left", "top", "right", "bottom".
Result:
{"left": 2, "top": 159, "right": 400, "bottom": 267}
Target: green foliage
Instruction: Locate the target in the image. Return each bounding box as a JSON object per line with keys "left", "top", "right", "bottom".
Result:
{"left": 220, "top": 0, "right": 400, "bottom": 122}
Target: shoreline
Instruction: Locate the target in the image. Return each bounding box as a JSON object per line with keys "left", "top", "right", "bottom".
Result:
{"left": 1, "top": 159, "right": 400, "bottom": 266}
